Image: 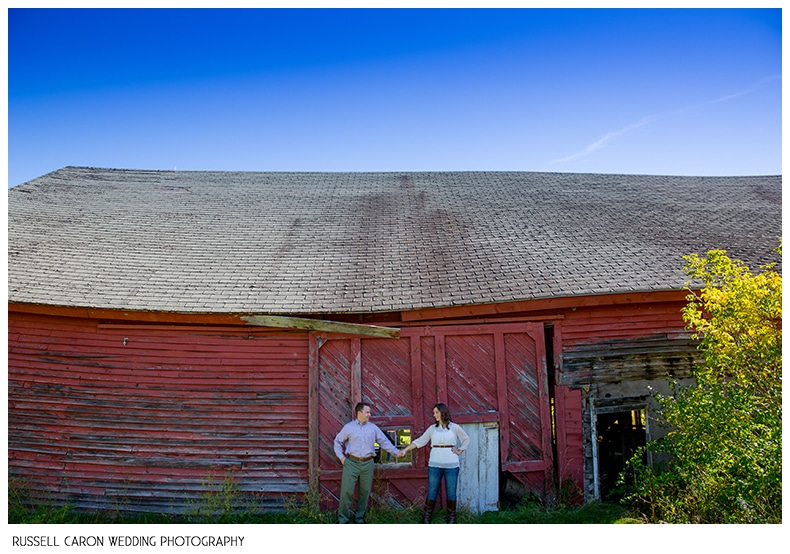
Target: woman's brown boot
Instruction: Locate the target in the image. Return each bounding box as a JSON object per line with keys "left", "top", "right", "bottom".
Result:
{"left": 446, "top": 500, "right": 457, "bottom": 523}
{"left": 422, "top": 498, "right": 436, "bottom": 523}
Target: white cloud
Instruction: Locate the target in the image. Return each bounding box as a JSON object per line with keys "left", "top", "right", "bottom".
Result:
{"left": 550, "top": 74, "right": 781, "bottom": 166}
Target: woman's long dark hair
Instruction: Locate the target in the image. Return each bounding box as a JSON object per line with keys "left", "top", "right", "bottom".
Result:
{"left": 433, "top": 403, "right": 452, "bottom": 427}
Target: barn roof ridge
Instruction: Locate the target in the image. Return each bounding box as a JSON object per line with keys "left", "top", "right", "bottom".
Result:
{"left": 56, "top": 164, "right": 783, "bottom": 179}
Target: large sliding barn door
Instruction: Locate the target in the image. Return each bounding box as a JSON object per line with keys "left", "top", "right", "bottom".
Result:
{"left": 428, "top": 324, "right": 554, "bottom": 498}
{"left": 313, "top": 322, "right": 553, "bottom": 508}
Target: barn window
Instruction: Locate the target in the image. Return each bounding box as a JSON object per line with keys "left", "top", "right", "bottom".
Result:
{"left": 375, "top": 428, "right": 413, "bottom": 464}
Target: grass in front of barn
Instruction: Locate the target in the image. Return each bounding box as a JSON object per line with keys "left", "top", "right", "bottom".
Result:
{"left": 9, "top": 499, "right": 638, "bottom": 524}
{"left": 9, "top": 476, "right": 639, "bottom": 524}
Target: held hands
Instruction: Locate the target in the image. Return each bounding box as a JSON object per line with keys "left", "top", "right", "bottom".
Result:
{"left": 396, "top": 449, "right": 407, "bottom": 458}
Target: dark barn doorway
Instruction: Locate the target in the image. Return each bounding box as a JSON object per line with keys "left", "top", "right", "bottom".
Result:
{"left": 595, "top": 408, "right": 646, "bottom": 499}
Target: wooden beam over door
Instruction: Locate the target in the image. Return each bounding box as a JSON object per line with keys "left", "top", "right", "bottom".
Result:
{"left": 241, "top": 315, "right": 400, "bottom": 338}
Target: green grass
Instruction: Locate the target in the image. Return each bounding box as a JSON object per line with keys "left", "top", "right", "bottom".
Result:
{"left": 9, "top": 501, "right": 637, "bottom": 525}
{"left": 9, "top": 475, "right": 638, "bottom": 524}
{"left": 473, "top": 500, "right": 639, "bottom": 524}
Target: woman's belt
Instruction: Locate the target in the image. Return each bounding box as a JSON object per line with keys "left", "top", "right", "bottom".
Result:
{"left": 432, "top": 445, "right": 454, "bottom": 448}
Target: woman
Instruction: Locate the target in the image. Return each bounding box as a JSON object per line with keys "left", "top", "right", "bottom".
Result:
{"left": 402, "top": 403, "right": 470, "bottom": 523}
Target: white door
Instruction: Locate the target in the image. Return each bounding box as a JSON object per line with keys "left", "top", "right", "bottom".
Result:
{"left": 457, "top": 422, "right": 499, "bottom": 514}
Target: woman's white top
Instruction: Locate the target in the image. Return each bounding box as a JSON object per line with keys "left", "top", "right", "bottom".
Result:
{"left": 412, "top": 422, "right": 471, "bottom": 469}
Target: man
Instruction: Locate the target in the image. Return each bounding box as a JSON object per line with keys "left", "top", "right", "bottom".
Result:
{"left": 333, "top": 402, "right": 404, "bottom": 523}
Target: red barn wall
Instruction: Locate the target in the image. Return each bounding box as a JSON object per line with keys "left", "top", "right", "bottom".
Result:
{"left": 8, "top": 293, "right": 697, "bottom": 512}
{"left": 8, "top": 311, "right": 310, "bottom": 513}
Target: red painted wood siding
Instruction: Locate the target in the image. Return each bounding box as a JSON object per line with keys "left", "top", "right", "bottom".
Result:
{"left": 553, "top": 386, "right": 584, "bottom": 498}
{"left": 8, "top": 312, "right": 310, "bottom": 513}
{"left": 560, "top": 301, "right": 689, "bottom": 345}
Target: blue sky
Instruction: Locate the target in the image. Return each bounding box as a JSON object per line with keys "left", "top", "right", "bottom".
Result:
{"left": 7, "top": 7, "right": 782, "bottom": 187}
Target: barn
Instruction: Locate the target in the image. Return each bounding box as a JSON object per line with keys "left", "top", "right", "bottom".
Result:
{"left": 7, "top": 167, "right": 781, "bottom": 515}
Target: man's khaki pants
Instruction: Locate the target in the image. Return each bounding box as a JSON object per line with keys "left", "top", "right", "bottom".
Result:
{"left": 337, "top": 458, "right": 374, "bottom": 523}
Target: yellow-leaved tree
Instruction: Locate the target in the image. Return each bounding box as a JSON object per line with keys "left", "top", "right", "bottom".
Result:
{"left": 623, "top": 242, "right": 782, "bottom": 523}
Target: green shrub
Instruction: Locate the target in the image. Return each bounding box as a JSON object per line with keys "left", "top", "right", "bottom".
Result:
{"left": 623, "top": 245, "right": 782, "bottom": 523}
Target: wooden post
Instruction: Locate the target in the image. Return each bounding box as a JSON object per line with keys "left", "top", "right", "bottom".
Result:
{"left": 308, "top": 333, "right": 320, "bottom": 498}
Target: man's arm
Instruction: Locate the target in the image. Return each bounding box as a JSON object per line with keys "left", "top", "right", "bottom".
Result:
{"left": 334, "top": 424, "right": 349, "bottom": 462}
{"left": 374, "top": 426, "right": 403, "bottom": 457}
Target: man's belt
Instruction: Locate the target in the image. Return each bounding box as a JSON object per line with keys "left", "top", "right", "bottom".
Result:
{"left": 346, "top": 454, "right": 375, "bottom": 462}
{"left": 432, "top": 445, "right": 454, "bottom": 448}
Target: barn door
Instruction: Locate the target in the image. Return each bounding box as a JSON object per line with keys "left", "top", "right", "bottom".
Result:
{"left": 500, "top": 327, "right": 554, "bottom": 497}
{"left": 313, "top": 322, "right": 554, "bottom": 507}
{"left": 433, "top": 323, "right": 554, "bottom": 499}
{"left": 457, "top": 422, "right": 499, "bottom": 514}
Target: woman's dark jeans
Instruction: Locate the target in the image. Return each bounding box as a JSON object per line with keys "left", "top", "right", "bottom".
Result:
{"left": 427, "top": 466, "right": 459, "bottom": 501}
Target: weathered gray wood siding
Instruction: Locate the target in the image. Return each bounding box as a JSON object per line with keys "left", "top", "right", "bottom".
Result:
{"left": 559, "top": 301, "right": 700, "bottom": 387}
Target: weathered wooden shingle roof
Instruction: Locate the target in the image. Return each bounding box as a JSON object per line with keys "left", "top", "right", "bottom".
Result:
{"left": 7, "top": 166, "right": 782, "bottom": 315}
